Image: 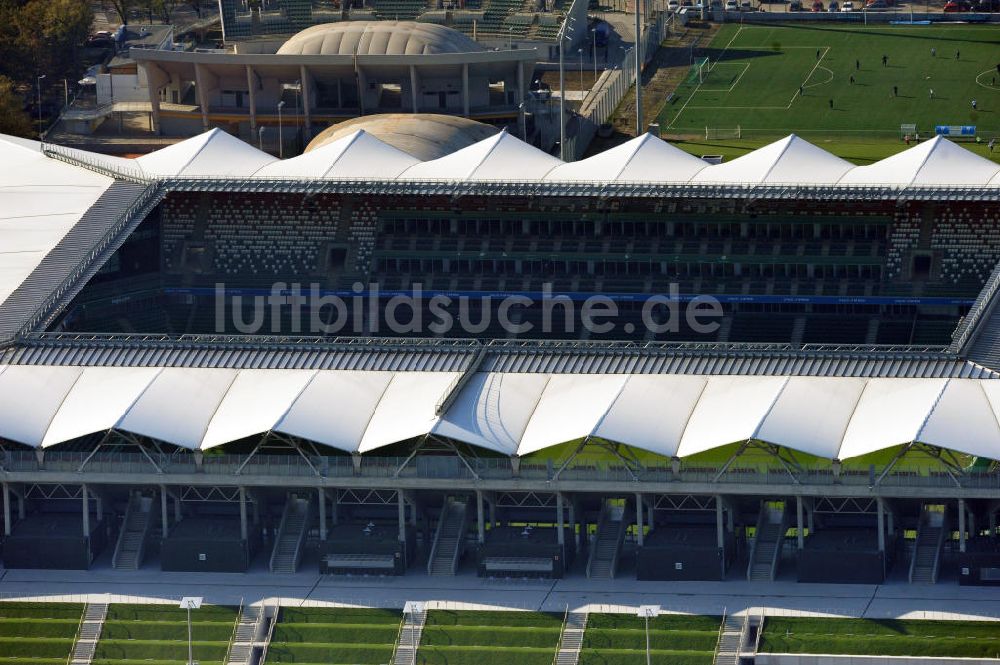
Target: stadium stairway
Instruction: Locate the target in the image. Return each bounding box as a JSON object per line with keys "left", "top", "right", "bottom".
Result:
{"left": 428, "top": 497, "right": 468, "bottom": 576}
{"left": 910, "top": 506, "right": 947, "bottom": 584}
{"left": 112, "top": 491, "right": 154, "bottom": 570}
{"left": 270, "top": 495, "right": 310, "bottom": 574}
{"left": 392, "top": 604, "right": 426, "bottom": 665}
{"left": 748, "top": 502, "right": 788, "bottom": 582}
{"left": 586, "top": 502, "right": 628, "bottom": 580}
{"left": 713, "top": 613, "right": 744, "bottom": 665}
{"left": 555, "top": 611, "right": 588, "bottom": 665}
{"left": 69, "top": 602, "right": 108, "bottom": 665}
{"left": 226, "top": 604, "right": 262, "bottom": 665}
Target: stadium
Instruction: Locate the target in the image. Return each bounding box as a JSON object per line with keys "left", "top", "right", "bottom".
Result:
{"left": 2, "top": 112, "right": 1000, "bottom": 600}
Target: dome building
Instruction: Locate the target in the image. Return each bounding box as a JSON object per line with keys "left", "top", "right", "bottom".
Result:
{"left": 132, "top": 21, "right": 536, "bottom": 140}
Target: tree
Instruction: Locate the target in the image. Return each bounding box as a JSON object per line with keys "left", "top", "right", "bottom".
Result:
{"left": 0, "top": 75, "right": 33, "bottom": 137}
{"left": 106, "top": 0, "right": 135, "bottom": 24}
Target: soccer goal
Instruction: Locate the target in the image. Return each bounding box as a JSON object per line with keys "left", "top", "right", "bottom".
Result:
{"left": 687, "top": 56, "right": 711, "bottom": 84}
{"left": 705, "top": 126, "right": 742, "bottom": 139}
{"left": 900, "top": 123, "right": 917, "bottom": 140}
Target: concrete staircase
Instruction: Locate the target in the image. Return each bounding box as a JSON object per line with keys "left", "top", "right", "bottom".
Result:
{"left": 226, "top": 604, "right": 261, "bottom": 665}
{"left": 428, "top": 499, "right": 467, "bottom": 576}
{"left": 587, "top": 503, "right": 627, "bottom": 580}
{"left": 112, "top": 492, "right": 153, "bottom": 570}
{"left": 748, "top": 503, "right": 787, "bottom": 582}
{"left": 910, "top": 506, "right": 947, "bottom": 584}
{"left": 70, "top": 602, "right": 108, "bottom": 665}
{"left": 555, "top": 611, "right": 588, "bottom": 665}
{"left": 393, "top": 605, "right": 427, "bottom": 665}
{"left": 713, "top": 613, "right": 744, "bottom": 665}
{"left": 270, "top": 495, "right": 310, "bottom": 574}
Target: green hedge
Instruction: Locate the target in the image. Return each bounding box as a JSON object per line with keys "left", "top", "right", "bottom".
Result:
{"left": 93, "top": 660, "right": 225, "bottom": 665}
{"left": 0, "top": 618, "right": 81, "bottom": 638}
{"left": 94, "top": 639, "right": 229, "bottom": 661}
{"left": 102, "top": 620, "right": 235, "bottom": 641}
{"left": 106, "top": 604, "right": 238, "bottom": 622}
{"left": 583, "top": 628, "right": 718, "bottom": 651}
{"left": 763, "top": 617, "right": 1000, "bottom": 640}
{"left": 265, "top": 642, "right": 393, "bottom": 663}
{"left": 0, "top": 659, "right": 68, "bottom": 665}
{"left": 420, "top": 625, "right": 561, "bottom": 648}
{"left": 760, "top": 634, "right": 1000, "bottom": 658}
{"left": 0, "top": 603, "right": 84, "bottom": 621}
{"left": 587, "top": 614, "right": 721, "bottom": 632}
{"left": 579, "top": 648, "right": 715, "bottom": 665}
{"left": 278, "top": 607, "right": 401, "bottom": 625}
{"left": 416, "top": 645, "right": 556, "bottom": 665}
{"left": 0, "top": 637, "right": 75, "bottom": 658}
{"left": 273, "top": 623, "right": 397, "bottom": 643}
{"left": 424, "top": 610, "right": 563, "bottom": 628}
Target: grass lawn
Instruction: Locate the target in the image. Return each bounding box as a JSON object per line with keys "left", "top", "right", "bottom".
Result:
{"left": 656, "top": 23, "right": 1000, "bottom": 162}
{"left": 760, "top": 617, "right": 1000, "bottom": 658}
{"left": 0, "top": 602, "right": 84, "bottom": 664}
{"left": 267, "top": 607, "right": 402, "bottom": 665}
{"left": 580, "top": 614, "right": 720, "bottom": 665}
{"left": 417, "top": 611, "right": 563, "bottom": 665}
{"left": 94, "top": 604, "right": 239, "bottom": 665}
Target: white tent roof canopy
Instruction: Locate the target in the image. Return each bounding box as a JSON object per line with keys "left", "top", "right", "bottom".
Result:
{"left": 3, "top": 368, "right": 1000, "bottom": 462}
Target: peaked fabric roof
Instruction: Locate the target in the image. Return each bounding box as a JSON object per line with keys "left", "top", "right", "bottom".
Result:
{"left": 0, "top": 135, "right": 112, "bottom": 307}
{"left": 135, "top": 128, "right": 277, "bottom": 177}
{"left": 253, "top": 130, "right": 419, "bottom": 179}
{"left": 5, "top": 366, "right": 1000, "bottom": 461}
{"left": 544, "top": 133, "right": 709, "bottom": 182}
{"left": 841, "top": 135, "right": 1000, "bottom": 186}
{"left": 400, "top": 130, "right": 564, "bottom": 181}
{"left": 692, "top": 135, "right": 854, "bottom": 185}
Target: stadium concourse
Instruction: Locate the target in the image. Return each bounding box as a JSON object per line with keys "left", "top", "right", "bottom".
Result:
{"left": 1, "top": 128, "right": 1000, "bottom": 589}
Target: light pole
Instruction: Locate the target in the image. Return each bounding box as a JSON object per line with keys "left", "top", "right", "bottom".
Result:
{"left": 518, "top": 101, "right": 527, "bottom": 141}
{"left": 294, "top": 79, "right": 301, "bottom": 150}
{"left": 179, "top": 597, "right": 202, "bottom": 665}
{"left": 277, "top": 100, "right": 285, "bottom": 158}
{"left": 637, "top": 605, "right": 660, "bottom": 665}
{"left": 258, "top": 125, "right": 265, "bottom": 150}
{"left": 508, "top": 26, "right": 513, "bottom": 50}
{"left": 635, "top": 0, "right": 643, "bottom": 135}
{"left": 578, "top": 48, "right": 583, "bottom": 93}
{"left": 557, "top": 23, "right": 566, "bottom": 160}
{"left": 36, "top": 74, "right": 46, "bottom": 138}
{"left": 591, "top": 29, "right": 597, "bottom": 79}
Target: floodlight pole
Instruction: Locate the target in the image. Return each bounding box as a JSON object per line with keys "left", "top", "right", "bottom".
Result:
{"left": 186, "top": 605, "right": 193, "bottom": 665}
{"left": 36, "top": 74, "right": 46, "bottom": 138}
{"left": 277, "top": 100, "right": 285, "bottom": 159}
{"left": 635, "top": 0, "right": 642, "bottom": 135}
{"left": 645, "top": 614, "right": 651, "bottom": 665}
{"left": 558, "top": 23, "right": 566, "bottom": 160}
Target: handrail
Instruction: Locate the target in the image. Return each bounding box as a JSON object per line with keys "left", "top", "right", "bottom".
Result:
{"left": 223, "top": 596, "right": 244, "bottom": 665}
{"left": 111, "top": 492, "right": 135, "bottom": 569}
{"left": 65, "top": 602, "right": 88, "bottom": 665}
{"left": 932, "top": 511, "right": 949, "bottom": 584}
{"left": 907, "top": 510, "right": 923, "bottom": 583}
{"left": 451, "top": 500, "right": 469, "bottom": 575}
{"left": 771, "top": 506, "right": 790, "bottom": 581}
{"left": 426, "top": 499, "right": 449, "bottom": 575}
{"left": 746, "top": 503, "right": 765, "bottom": 581}
{"left": 950, "top": 259, "right": 1000, "bottom": 353}
{"left": 753, "top": 607, "right": 765, "bottom": 656}
{"left": 291, "top": 498, "right": 310, "bottom": 573}
{"left": 258, "top": 602, "right": 279, "bottom": 665}
{"left": 388, "top": 609, "right": 406, "bottom": 665}
{"left": 269, "top": 496, "right": 293, "bottom": 573}
{"left": 712, "top": 606, "right": 727, "bottom": 665}
{"left": 739, "top": 610, "right": 751, "bottom": 656}
{"left": 550, "top": 604, "right": 570, "bottom": 665}
{"left": 585, "top": 504, "right": 607, "bottom": 579}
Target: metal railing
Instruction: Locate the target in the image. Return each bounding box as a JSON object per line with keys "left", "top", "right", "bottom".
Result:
{"left": 4, "top": 450, "right": 1000, "bottom": 490}
{"left": 949, "top": 259, "right": 1000, "bottom": 353}
{"left": 551, "top": 604, "right": 570, "bottom": 665}
{"left": 712, "top": 607, "right": 727, "bottom": 665}
{"left": 222, "top": 597, "right": 245, "bottom": 665}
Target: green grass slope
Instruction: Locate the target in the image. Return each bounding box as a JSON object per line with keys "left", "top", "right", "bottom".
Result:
{"left": 417, "top": 610, "right": 563, "bottom": 665}
{"left": 93, "top": 603, "right": 238, "bottom": 665}
{"left": 0, "top": 601, "right": 83, "bottom": 665}
{"left": 580, "top": 614, "right": 719, "bottom": 665}
{"left": 266, "top": 607, "right": 402, "bottom": 665}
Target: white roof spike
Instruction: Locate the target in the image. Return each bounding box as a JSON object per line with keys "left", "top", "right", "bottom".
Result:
{"left": 400, "top": 130, "right": 563, "bottom": 181}
{"left": 253, "top": 129, "right": 419, "bottom": 179}
{"left": 136, "top": 128, "right": 277, "bottom": 177}
{"left": 545, "top": 133, "right": 709, "bottom": 183}
{"left": 692, "top": 134, "right": 853, "bottom": 185}
{"left": 839, "top": 135, "right": 1000, "bottom": 187}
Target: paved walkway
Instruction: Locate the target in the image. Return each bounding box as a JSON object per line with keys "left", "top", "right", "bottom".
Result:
{"left": 1, "top": 565, "right": 998, "bottom": 619}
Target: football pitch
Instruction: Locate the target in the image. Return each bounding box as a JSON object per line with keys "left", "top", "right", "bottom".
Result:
{"left": 659, "top": 23, "right": 1000, "bottom": 142}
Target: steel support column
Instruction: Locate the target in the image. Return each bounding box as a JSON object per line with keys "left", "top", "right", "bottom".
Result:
{"left": 318, "top": 487, "right": 327, "bottom": 541}
{"left": 635, "top": 492, "right": 644, "bottom": 547}
{"left": 160, "top": 486, "right": 169, "bottom": 538}
{"left": 716, "top": 496, "right": 725, "bottom": 549}
{"left": 82, "top": 484, "right": 90, "bottom": 537}
{"left": 246, "top": 65, "right": 257, "bottom": 133}
{"left": 2, "top": 483, "right": 10, "bottom": 536}
{"left": 876, "top": 498, "right": 885, "bottom": 552}
{"left": 239, "top": 487, "right": 248, "bottom": 541}
{"left": 556, "top": 492, "right": 565, "bottom": 546}
{"left": 476, "top": 490, "right": 485, "bottom": 544}
{"left": 398, "top": 491, "right": 406, "bottom": 543}
{"left": 959, "top": 498, "right": 967, "bottom": 553}
{"left": 796, "top": 496, "right": 804, "bottom": 549}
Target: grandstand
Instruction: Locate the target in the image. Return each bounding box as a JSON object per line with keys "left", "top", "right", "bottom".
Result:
{"left": 1, "top": 125, "right": 1000, "bottom": 586}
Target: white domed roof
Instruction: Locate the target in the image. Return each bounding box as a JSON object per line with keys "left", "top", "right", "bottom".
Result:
{"left": 277, "top": 20, "right": 483, "bottom": 56}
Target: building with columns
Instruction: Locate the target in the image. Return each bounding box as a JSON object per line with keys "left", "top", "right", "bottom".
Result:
{"left": 132, "top": 21, "right": 537, "bottom": 144}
